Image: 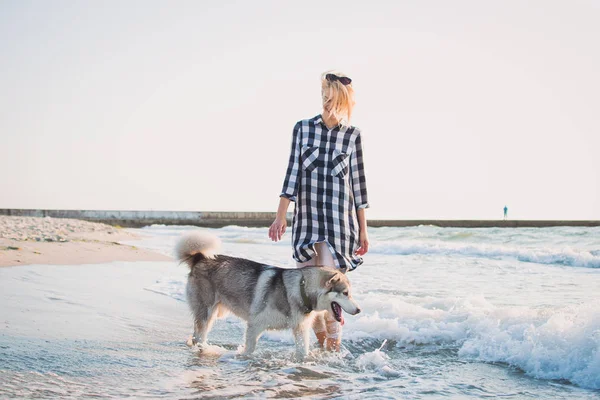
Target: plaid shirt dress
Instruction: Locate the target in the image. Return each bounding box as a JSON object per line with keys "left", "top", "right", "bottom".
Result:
{"left": 280, "top": 114, "right": 369, "bottom": 271}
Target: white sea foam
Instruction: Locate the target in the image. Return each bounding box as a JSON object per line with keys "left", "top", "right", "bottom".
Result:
{"left": 356, "top": 349, "right": 397, "bottom": 376}
{"left": 355, "top": 340, "right": 402, "bottom": 378}
{"left": 345, "top": 296, "right": 600, "bottom": 389}
{"left": 370, "top": 240, "right": 600, "bottom": 268}
{"left": 458, "top": 301, "right": 600, "bottom": 390}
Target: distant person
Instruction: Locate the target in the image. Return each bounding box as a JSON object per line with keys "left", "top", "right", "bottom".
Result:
{"left": 269, "top": 70, "right": 369, "bottom": 352}
{"left": 504, "top": 206, "right": 508, "bottom": 220}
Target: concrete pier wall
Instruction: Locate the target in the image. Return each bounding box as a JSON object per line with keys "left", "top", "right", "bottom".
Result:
{"left": 1, "top": 209, "right": 599, "bottom": 228}
{"left": 0, "top": 209, "right": 276, "bottom": 228}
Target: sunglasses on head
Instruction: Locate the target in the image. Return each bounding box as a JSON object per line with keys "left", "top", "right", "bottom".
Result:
{"left": 326, "top": 74, "right": 352, "bottom": 85}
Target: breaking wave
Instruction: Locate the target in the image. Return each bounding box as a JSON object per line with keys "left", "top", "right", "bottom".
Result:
{"left": 370, "top": 241, "right": 600, "bottom": 268}
{"left": 345, "top": 296, "right": 600, "bottom": 390}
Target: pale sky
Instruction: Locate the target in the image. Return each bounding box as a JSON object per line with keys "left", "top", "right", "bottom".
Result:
{"left": 1, "top": 0, "right": 599, "bottom": 219}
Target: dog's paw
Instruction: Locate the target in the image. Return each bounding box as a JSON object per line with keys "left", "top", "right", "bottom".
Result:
{"left": 186, "top": 335, "right": 197, "bottom": 347}
{"left": 292, "top": 350, "right": 309, "bottom": 362}
{"left": 238, "top": 350, "right": 253, "bottom": 358}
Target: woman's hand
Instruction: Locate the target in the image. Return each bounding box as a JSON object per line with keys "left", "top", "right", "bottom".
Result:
{"left": 355, "top": 230, "right": 369, "bottom": 256}
{"left": 269, "top": 197, "right": 291, "bottom": 242}
{"left": 269, "top": 216, "right": 287, "bottom": 242}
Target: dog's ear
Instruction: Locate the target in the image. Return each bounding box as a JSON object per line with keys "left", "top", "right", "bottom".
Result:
{"left": 326, "top": 273, "right": 341, "bottom": 289}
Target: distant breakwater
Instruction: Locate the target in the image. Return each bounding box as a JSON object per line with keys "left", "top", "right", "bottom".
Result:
{"left": 1, "top": 209, "right": 599, "bottom": 228}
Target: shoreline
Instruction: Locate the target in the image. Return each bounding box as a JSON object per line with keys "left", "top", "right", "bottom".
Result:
{"left": 0, "top": 216, "right": 171, "bottom": 267}
{"left": 1, "top": 209, "right": 600, "bottom": 228}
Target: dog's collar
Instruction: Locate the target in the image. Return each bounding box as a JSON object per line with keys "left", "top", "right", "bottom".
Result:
{"left": 299, "top": 276, "right": 313, "bottom": 314}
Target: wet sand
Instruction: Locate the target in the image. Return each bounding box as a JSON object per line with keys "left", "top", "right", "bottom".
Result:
{"left": 0, "top": 216, "right": 171, "bottom": 267}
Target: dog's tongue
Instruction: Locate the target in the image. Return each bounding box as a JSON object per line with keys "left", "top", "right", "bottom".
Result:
{"left": 338, "top": 304, "right": 345, "bottom": 325}
{"left": 332, "top": 302, "right": 345, "bottom": 325}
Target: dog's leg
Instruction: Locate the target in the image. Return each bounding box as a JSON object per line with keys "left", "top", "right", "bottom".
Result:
{"left": 242, "top": 324, "right": 261, "bottom": 355}
{"left": 191, "top": 319, "right": 207, "bottom": 347}
{"left": 201, "top": 305, "right": 221, "bottom": 344}
{"left": 187, "top": 321, "right": 205, "bottom": 347}
{"left": 293, "top": 324, "right": 310, "bottom": 360}
{"left": 186, "top": 277, "right": 216, "bottom": 347}
{"left": 195, "top": 306, "right": 220, "bottom": 346}
{"left": 188, "top": 305, "right": 218, "bottom": 347}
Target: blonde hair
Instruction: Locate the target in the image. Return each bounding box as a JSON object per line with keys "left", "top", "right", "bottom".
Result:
{"left": 321, "top": 70, "right": 355, "bottom": 126}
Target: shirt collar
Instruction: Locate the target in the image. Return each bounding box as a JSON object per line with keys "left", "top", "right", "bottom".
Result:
{"left": 314, "top": 114, "right": 343, "bottom": 131}
{"left": 314, "top": 114, "right": 324, "bottom": 126}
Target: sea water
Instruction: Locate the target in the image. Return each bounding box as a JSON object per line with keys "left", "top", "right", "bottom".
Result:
{"left": 0, "top": 225, "right": 599, "bottom": 399}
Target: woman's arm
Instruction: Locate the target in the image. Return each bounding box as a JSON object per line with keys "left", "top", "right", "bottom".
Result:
{"left": 349, "top": 133, "right": 369, "bottom": 210}
{"left": 350, "top": 132, "right": 370, "bottom": 255}
{"left": 355, "top": 208, "right": 369, "bottom": 256}
{"left": 269, "top": 196, "right": 290, "bottom": 241}
{"left": 269, "top": 123, "right": 300, "bottom": 241}
{"left": 279, "top": 122, "right": 302, "bottom": 201}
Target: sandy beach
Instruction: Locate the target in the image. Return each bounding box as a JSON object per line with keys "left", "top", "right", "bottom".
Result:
{"left": 0, "top": 216, "right": 171, "bottom": 267}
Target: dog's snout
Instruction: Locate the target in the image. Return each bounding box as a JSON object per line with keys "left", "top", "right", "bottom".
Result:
{"left": 355, "top": 307, "right": 361, "bottom": 315}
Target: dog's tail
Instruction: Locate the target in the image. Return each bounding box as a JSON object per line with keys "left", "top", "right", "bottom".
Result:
{"left": 175, "top": 231, "right": 221, "bottom": 268}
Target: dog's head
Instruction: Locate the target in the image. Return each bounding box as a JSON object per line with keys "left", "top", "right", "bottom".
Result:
{"left": 315, "top": 268, "right": 361, "bottom": 324}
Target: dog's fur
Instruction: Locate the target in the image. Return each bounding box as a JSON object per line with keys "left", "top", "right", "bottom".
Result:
{"left": 176, "top": 231, "right": 361, "bottom": 358}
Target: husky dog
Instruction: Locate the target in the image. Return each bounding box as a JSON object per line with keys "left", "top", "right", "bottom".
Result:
{"left": 175, "top": 231, "right": 361, "bottom": 358}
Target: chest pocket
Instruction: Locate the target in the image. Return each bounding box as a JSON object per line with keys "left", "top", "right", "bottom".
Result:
{"left": 301, "top": 146, "right": 319, "bottom": 172}
{"left": 331, "top": 149, "right": 350, "bottom": 178}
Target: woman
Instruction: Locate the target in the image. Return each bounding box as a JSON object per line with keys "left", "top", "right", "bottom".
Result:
{"left": 268, "top": 70, "right": 369, "bottom": 352}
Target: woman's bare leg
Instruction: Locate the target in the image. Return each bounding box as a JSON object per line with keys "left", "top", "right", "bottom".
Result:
{"left": 297, "top": 251, "right": 328, "bottom": 347}
{"left": 324, "top": 311, "right": 341, "bottom": 351}
{"left": 313, "top": 311, "right": 327, "bottom": 348}
{"left": 314, "top": 242, "right": 342, "bottom": 351}
{"left": 297, "top": 242, "right": 343, "bottom": 351}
